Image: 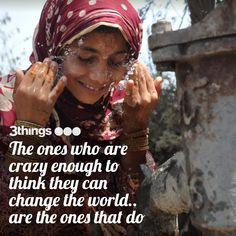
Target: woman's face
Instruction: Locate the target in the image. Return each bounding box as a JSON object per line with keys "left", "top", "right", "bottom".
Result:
{"left": 62, "top": 29, "right": 130, "bottom": 104}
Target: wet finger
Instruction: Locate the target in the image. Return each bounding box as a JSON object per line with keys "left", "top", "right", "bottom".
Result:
{"left": 124, "top": 80, "right": 134, "bottom": 106}
{"left": 34, "top": 59, "right": 50, "bottom": 87}
{"left": 136, "top": 64, "right": 148, "bottom": 97}
{"left": 48, "top": 75, "right": 67, "bottom": 104}
{"left": 154, "top": 76, "right": 162, "bottom": 96}
{"left": 24, "top": 63, "right": 42, "bottom": 85}
{"left": 43, "top": 61, "right": 58, "bottom": 92}
{"left": 125, "top": 78, "right": 141, "bottom": 107}
{"left": 14, "top": 69, "right": 24, "bottom": 93}
{"left": 145, "top": 72, "right": 157, "bottom": 100}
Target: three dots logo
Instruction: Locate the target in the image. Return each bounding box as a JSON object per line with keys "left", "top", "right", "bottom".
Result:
{"left": 54, "top": 127, "right": 81, "bottom": 136}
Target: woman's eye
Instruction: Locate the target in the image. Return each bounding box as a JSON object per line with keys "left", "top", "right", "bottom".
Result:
{"left": 110, "top": 61, "right": 121, "bottom": 67}
{"left": 78, "top": 56, "right": 95, "bottom": 64}
{"left": 109, "top": 55, "right": 130, "bottom": 68}
{"left": 109, "top": 60, "right": 127, "bottom": 68}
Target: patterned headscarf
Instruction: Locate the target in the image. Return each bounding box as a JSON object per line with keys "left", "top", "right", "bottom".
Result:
{"left": 33, "top": 0, "right": 143, "bottom": 141}
{"left": 31, "top": 0, "right": 143, "bottom": 62}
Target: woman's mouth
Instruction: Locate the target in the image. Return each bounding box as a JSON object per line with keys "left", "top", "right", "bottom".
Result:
{"left": 77, "top": 80, "right": 108, "bottom": 92}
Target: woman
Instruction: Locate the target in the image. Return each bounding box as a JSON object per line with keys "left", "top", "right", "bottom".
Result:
{"left": 0, "top": 0, "right": 162, "bottom": 235}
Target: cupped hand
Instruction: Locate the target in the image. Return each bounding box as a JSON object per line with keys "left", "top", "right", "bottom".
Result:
{"left": 123, "top": 62, "right": 162, "bottom": 133}
{"left": 14, "top": 58, "right": 67, "bottom": 127}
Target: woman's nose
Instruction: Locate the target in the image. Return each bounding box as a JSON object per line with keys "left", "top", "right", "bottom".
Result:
{"left": 89, "top": 64, "right": 112, "bottom": 84}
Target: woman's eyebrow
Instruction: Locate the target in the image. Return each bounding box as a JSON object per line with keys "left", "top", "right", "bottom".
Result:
{"left": 79, "top": 45, "right": 128, "bottom": 55}
{"left": 79, "top": 45, "right": 97, "bottom": 53}
{"left": 112, "top": 50, "right": 129, "bottom": 55}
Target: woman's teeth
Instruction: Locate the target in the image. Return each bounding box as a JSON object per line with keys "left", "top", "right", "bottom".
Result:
{"left": 78, "top": 81, "right": 107, "bottom": 92}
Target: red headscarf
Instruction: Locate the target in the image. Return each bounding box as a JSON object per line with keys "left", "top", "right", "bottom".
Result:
{"left": 31, "top": 0, "right": 143, "bottom": 62}
{"left": 31, "top": 0, "right": 143, "bottom": 141}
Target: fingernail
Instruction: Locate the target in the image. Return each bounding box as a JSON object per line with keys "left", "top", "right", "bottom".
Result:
{"left": 15, "top": 68, "right": 20, "bottom": 74}
{"left": 43, "top": 58, "right": 50, "bottom": 64}
{"left": 51, "top": 61, "right": 58, "bottom": 70}
{"left": 61, "top": 76, "right": 67, "bottom": 85}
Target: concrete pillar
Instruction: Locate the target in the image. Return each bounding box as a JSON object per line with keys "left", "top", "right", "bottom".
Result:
{"left": 144, "top": 0, "right": 236, "bottom": 234}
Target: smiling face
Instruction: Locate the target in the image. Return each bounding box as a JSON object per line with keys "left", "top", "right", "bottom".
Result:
{"left": 62, "top": 28, "right": 130, "bottom": 104}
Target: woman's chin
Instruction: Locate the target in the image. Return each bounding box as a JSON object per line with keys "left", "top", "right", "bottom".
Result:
{"left": 72, "top": 91, "right": 106, "bottom": 105}
{"left": 77, "top": 96, "right": 102, "bottom": 104}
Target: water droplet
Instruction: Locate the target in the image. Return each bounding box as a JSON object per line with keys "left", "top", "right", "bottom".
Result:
{"left": 77, "top": 38, "right": 84, "bottom": 47}
{"left": 50, "top": 55, "right": 65, "bottom": 65}
{"left": 64, "top": 48, "right": 72, "bottom": 56}
{"left": 117, "top": 57, "right": 136, "bottom": 90}
{"left": 108, "top": 82, "right": 115, "bottom": 92}
{"left": 117, "top": 83, "right": 124, "bottom": 91}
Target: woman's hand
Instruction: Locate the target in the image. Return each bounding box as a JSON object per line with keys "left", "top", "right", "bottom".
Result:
{"left": 14, "top": 59, "right": 66, "bottom": 127}
{"left": 123, "top": 62, "right": 162, "bottom": 133}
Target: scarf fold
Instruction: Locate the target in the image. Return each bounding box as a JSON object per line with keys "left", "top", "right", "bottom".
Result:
{"left": 55, "top": 88, "right": 124, "bottom": 141}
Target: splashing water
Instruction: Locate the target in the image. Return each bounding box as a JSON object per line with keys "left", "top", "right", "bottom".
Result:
{"left": 50, "top": 48, "right": 74, "bottom": 80}
{"left": 117, "top": 56, "right": 136, "bottom": 91}
{"left": 50, "top": 47, "right": 137, "bottom": 93}
{"left": 50, "top": 55, "right": 65, "bottom": 80}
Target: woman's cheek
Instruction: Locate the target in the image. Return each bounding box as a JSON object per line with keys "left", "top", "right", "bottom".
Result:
{"left": 63, "top": 60, "right": 88, "bottom": 78}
